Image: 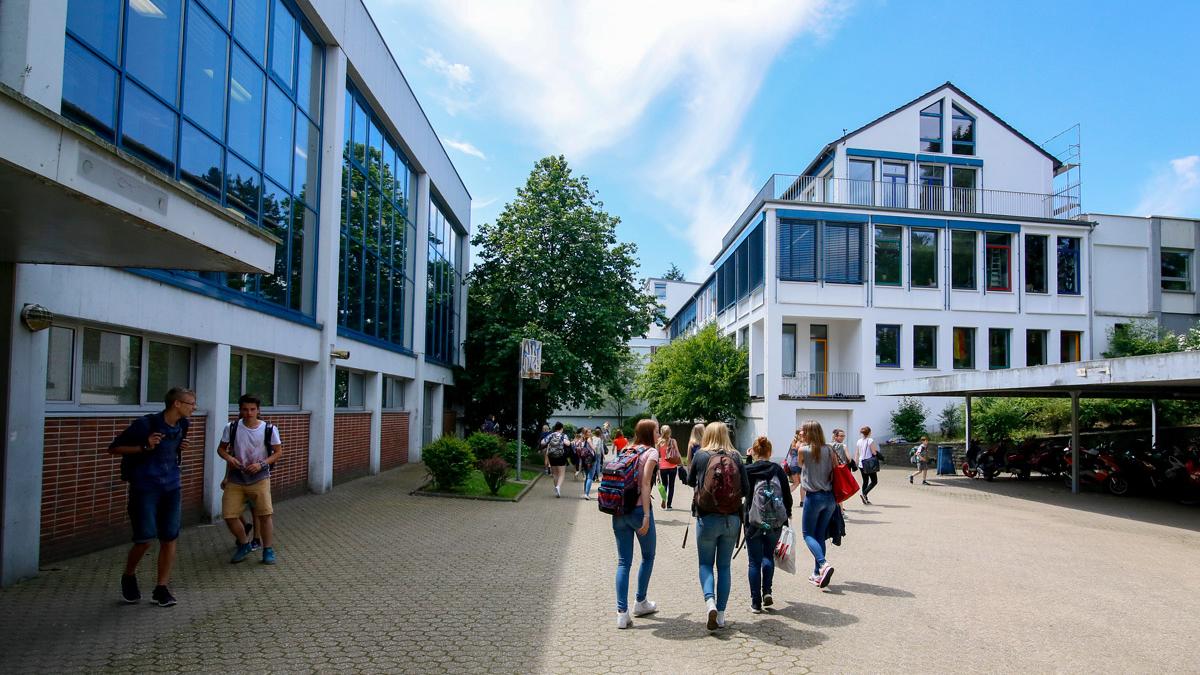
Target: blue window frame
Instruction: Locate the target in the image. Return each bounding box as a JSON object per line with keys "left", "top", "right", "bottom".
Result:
{"left": 778, "top": 220, "right": 861, "bottom": 284}
{"left": 882, "top": 162, "right": 908, "bottom": 208}
{"left": 339, "top": 85, "right": 419, "bottom": 352}
{"left": 63, "top": 0, "right": 325, "bottom": 317}
{"left": 920, "top": 100, "right": 942, "bottom": 153}
{"left": 426, "top": 198, "right": 462, "bottom": 365}
{"left": 952, "top": 103, "right": 975, "bottom": 156}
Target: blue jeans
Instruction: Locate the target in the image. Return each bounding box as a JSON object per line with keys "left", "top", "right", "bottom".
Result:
{"left": 612, "top": 506, "right": 655, "bottom": 612}
{"left": 128, "top": 486, "right": 182, "bottom": 543}
{"left": 584, "top": 459, "right": 602, "bottom": 496}
{"left": 745, "top": 526, "right": 783, "bottom": 607}
{"left": 801, "top": 490, "right": 836, "bottom": 575}
{"left": 695, "top": 513, "right": 740, "bottom": 611}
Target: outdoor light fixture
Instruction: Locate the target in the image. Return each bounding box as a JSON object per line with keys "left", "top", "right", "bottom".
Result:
{"left": 20, "top": 304, "right": 53, "bottom": 332}
{"left": 330, "top": 348, "right": 350, "bottom": 362}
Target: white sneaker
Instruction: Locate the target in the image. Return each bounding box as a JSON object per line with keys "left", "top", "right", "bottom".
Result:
{"left": 616, "top": 611, "right": 632, "bottom": 629}
{"left": 554, "top": 486, "right": 560, "bottom": 498}
{"left": 763, "top": 593, "right": 773, "bottom": 607}
{"left": 715, "top": 611, "right": 726, "bottom": 628}
{"left": 632, "top": 599, "right": 658, "bottom": 617}
{"left": 817, "top": 563, "right": 835, "bottom": 588}
{"left": 582, "top": 493, "right": 589, "bottom": 500}
{"left": 705, "top": 598, "right": 718, "bottom": 630}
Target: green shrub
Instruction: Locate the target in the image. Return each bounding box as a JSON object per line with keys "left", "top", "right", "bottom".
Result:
{"left": 938, "top": 403, "right": 963, "bottom": 439}
{"left": 479, "top": 456, "right": 510, "bottom": 495}
{"left": 562, "top": 423, "right": 577, "bottom": 437}
{"left": 890, "top": 397, "right": 928, "bottom": 441}
{"left": 503, "top": 440, "right": 540, "bottom": 467}
{"left": 423, "top": 437, "right": 475, "bottom": 490}
{"left": 971, "top": 398, "right": 1030, "bottom": 444}
{"left": 466, "top": 432, "right": 505, "bottom": 462}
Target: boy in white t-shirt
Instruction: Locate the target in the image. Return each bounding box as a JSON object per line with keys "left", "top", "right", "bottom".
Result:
{"left": 218, "top": 394, "right": 283, "bottom": 564}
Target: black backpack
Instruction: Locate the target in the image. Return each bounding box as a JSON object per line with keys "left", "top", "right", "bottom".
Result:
{"left": 226, "top": 419, "right": 277, "bottom": 480}
{"left": 119, "top": 414, "right": 189, "bottom": 482}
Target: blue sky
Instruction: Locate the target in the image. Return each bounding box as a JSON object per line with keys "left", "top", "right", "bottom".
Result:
{"left": 365, "top": 0, "right": 1200, "bottom": 281}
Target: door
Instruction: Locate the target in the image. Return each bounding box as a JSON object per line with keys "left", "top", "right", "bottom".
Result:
{"left": 810, "top": 324, "right": 828, "bottom": 396}
{"left": 422, "top": 385, "right": 435, "bottom": 447}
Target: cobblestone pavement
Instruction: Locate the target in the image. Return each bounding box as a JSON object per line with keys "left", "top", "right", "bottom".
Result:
{"left": 2, "top": 464, "right": 1198, "bottom": 673}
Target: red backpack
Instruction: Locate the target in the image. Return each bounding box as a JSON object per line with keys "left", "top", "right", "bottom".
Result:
{"left": 598, "top": 446, "right": 647, "bottom": 516}
{"left": 695, "top": 450, "right": 743, "bottom": 515}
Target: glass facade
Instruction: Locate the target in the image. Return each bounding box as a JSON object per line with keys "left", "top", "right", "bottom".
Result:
{"left": 426, "top": 198, "right": 462, "bottom": 365}
{"left": 339, "top": 86, "right": 419, "bottom": 350}
{"left": 63, "top": 0, "right": 325, "bottom": 316}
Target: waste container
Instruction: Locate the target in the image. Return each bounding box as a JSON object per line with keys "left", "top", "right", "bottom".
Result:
{"left": 937, "top": 445, "right": 956, "bottom": 475}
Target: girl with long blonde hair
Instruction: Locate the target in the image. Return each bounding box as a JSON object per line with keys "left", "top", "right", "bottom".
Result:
{"left": 656, "top": 425, "right": 681, "bottom": 510}
{"left": 798, "top": 419, "right": 836, "bottom": 588}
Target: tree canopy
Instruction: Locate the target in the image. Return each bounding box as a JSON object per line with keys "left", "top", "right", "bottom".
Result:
{"left": 461, "top": 156, "right": 658, "bottom": 430}
{"left": 662, "top": 264, "right": 686, "bottom": 281}
{"left": 635, "top": 323, "right": 748, "bottom": 423}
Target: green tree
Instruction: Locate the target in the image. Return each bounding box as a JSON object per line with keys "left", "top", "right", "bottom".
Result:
{"left": 890, "top": 397, "right": 929, "bottom": 441}
{"left": 1103, "top": 320, "right": 1177, "bottom": 357}
{"left": 662, "top": 264, "right": 686, "bottom": 281}
{"left": 461, "top": 156, "right": 659, "bottom": 432}
{"left": 635, "top": 324, "right": 748, "bottom": 423}
{"left": 605, "top": 347, "right": 643, "bottom": 427}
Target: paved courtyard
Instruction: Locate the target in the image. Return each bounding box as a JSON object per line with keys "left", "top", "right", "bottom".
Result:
{"left": 1, "top": 463, "right": 1197, "bottom": 673}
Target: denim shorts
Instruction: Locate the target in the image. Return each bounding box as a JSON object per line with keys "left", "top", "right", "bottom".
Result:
{"left": 128, "top": 486, "right": 182, "bottom": 543}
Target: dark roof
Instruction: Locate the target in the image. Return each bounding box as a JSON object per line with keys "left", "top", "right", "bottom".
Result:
{"left": 799, "top": 81, "right": 1063, "bottom": 176}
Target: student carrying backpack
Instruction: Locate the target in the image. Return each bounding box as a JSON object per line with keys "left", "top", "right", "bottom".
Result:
{"left": 605, "top": 419, "right": 660, "bottom": 629}
{"left": 542, "top": 422, "right": 570, "bottom": 497}
{"left": 744, "top": 436, "right": 792, "bottom": 613}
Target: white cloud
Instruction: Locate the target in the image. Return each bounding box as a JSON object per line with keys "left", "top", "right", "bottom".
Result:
{"left": 419, "top": 48, "right": 474, "bottom": 114}
{"left": 1135, "top": 155, "right": 1200, "bottom": 217}
{"left": 443, "top": 138, "right": 487, "bottom": 160}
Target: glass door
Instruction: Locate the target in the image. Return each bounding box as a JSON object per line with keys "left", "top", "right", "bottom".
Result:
{"left": 810, "top": 324, "right": 828, "bottom": 396}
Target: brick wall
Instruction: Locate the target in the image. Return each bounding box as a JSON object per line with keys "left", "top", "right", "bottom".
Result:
{"left": 333, "top": 412, "right": 371, "bottom": 484}
{"left": 380, "top": 411, "right": 410, "bottom": 471}
{"left": 41, "top": 414, "right": 208, "bottom": 563}
{"left": 224, "top": 413, "right": 311, "bottom": 501}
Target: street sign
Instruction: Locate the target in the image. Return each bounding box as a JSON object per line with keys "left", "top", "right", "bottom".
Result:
{"left": 520, "top": 339, "right": 542, "bottom": 379}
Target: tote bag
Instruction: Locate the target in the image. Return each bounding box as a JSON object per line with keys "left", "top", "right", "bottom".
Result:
{"left": 832, "top": 458, "right": 860, "bottom": 503}
{"left": 774, "top": 525, "right": 797, "bottom": 575}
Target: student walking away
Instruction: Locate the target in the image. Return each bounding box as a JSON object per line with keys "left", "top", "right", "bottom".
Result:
{"left": 540, "top": 424, "right": 552, "bottom": 475}
{"left": 542, "top": 422, "right": 569, "bottom": 497}
{"left": 686, "top": 423, "right": 704, "bottom": 466}
{"left": 744, "top": 437, "right": 792, "bottom": 614}
{"left": 218, "top": 395, "right": 283, "bottom": 565}
{"left": 571, "top": 430, "right": 585, "bottom": 479}
{"left": 784, "top": 429, "right": 804, "bottom": 491}
{"left": 593, "top": 426, "right": 607, "bottom": 463}
{"left": 683, "top": 422, "right": 750, "bottom": 631}
{"left": 855, "top": 426, "right": 883, "bottom": 504}
{"left": 600, "top": 419, "right": 660, "bottom": 628}
{"left": 656, "top": 425, "right": 682, "bottom": 510}
{"left": 798, "top": 419, "right": 837, "bottom": 589}
{"left": 108, "top": 387, "right": 197, "bottom": 607}
{"left": 909, "top": 436, "right": 931, "bottom": 485}
{"left": 580, "top": 428, "right": 600, "bottom": 499}
{"left": 481, "top": 415, "right": 500, "bottom": 434}
{"left": 613, "top": 429, "right": 628, "bottom": 453}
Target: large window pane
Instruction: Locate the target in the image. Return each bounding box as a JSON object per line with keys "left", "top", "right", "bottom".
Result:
{"left": 1025, "top": 234, "right": 1048, "bottom": 293}
{"left": 121, "top": 82, "right": 178, "bottom": 173}
{"left": 46, "top": 327, "right": 75, "bottom": 402}
{"left": 148, "top": 341, "right": 191, "bottom": 402}
{"left": 876, "top": 324, "right": 900, "bottom": 367}
{"left": 67, "top": 0, "right": 122, "bottom": 61}
{"left": 294, "top": 117, "right": 318, "bottom": 202}
{"left": 823, "top": 223, "right": 861, "bottom": 284}
{"left": 782, "top": 324, "right": 796, "bottom": 377}
{"left": 244, "top": 354, "right": 275, "bottom": 406}
{"left": 334, "top": 368, "right": 349, "bottom": 408}
{"left": 952, "top": 104, "right": 975, "bottom": 156}
{"left": 1060, "top": 331, "right": 1082, "bottom": 363}
{"left": 919, "top": 100, "right": 942, "bottom": 153}
{"left": 296, "top": 29, "right": 321, "bottom": 116}
{"left": 953, "top": 327, "right": 975, "bottom": 370}
{"left": 951, "top": 230, "right": 976, "bottom": 289}
{"left": 229, "top": 353, "right": 243, "bottom": 401}
{"left": 269, "top": 0, "right": 296, "bottom": 88}
{"left": 183, "top": 4, "right": 228, "bottom": 137}
{"left": 199, "top": 0, "right": 229, "bottom": 26}
{"left": 882, "top": 163, "right": 908, "bottom": 208}
{"left": 1026, "top": 330, "right": 1048, "bottom": 367}
{"left": 180, "top": 122, "right": 223, "bottom": 200}
{"left": 261, "top": 178, "right": 289, "bottom": 234}
{"left": 225, "top": 153, "right": 260, "bottom": 221}
{"left": 986, "top": 233, "right": 1011, "bottom": 291}
{"left": 918, "top": 165, "right": 944, "bottom": 210}
{"left": 988, "top": 328, "right": 1009, "bottom": 370}
{"left": 276, "top": 361, "right": 300, "bottom": 406}
{"left": 910, "top": 229, "right": 938, "bottom": 288}
{"left": 349, "top": 372, "right": 365, "bottom": 408}
{"left": 263, "top": 84, "right": 294, "bottom": 187}
{"left": 848, "top": 159, "right": 873, "bottom": 206}
{"left": 874, "top": 226, "right": 901, "bottom": 286}
{"left": 1162, "top": 250, "right": 1192, "bottom": 291}
{"left": 913, "top": 325, "right": 937, "bottom": 369}
{"left": 125, "top": 0, "right": 183, "bottom": 103}
{"left": 233, "top": 0, "right": 268, "bottom": 64}
{"left": 227, "top": 49, "right": 264, "bottom": 166}
{"left": 1057, "top": 237, "right": 1081, "bottom": 295}
{"left": 81, "top": 328, "right": 142, "bottom": 405}
{"left": 778, "top": 219, "right": 816, "bottom": 281}
{"left": 62, "top": 38, "right": 118, "bottom": 141}
{"left": 291, "top": 206, "right": 316, "bottom": 313}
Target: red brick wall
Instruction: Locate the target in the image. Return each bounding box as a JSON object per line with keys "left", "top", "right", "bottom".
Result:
{"left": 224, "top": 413, "right": 311, "bottom": 501}
{"left": 333, "top": 412, "right": 371, "bottom": 484}
{"left": 380, "top": 412, "right": 410, "bottom": 471}
{"left": 41, "top": 414, "right": 208, "bottom": 563}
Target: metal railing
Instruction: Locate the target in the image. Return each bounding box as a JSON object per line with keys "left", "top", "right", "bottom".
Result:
{"left": 781, "top": 371, "right": 862, "bottom": 398}
{"left": 764, "top": 174, "right": 1079, "bottom": 221}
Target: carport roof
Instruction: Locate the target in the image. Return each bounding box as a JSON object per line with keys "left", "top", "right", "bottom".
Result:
{"left": 876, "top": 352, "right": 1200, "bottom": 400}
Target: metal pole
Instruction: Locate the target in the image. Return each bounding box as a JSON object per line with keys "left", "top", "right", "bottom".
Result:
{"left": 516, "top": 367, "right": 523, "bottom": 480}
{"left": 1150, "top": 399, "right": 1158, "bottom": 449}
{"left": 964, "top": 394, "right": 972, "bottom": 456}
{"left": 1070, "top": 391, "right": 1080, "bottom": 495}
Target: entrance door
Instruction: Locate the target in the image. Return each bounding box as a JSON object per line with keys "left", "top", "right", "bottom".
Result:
{"left": 810, "top": 324, "right": 828, "bottom": 396}
{"left": 422, "top": 385, "right": 435, "bottom": 447}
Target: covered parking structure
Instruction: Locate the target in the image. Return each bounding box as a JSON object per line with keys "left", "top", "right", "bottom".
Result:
{"left": 876, "top": 351, "right": 1200, "bottom": 493}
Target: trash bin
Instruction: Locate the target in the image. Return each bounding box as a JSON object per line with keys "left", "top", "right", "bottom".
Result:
{"left": 937, "top": 445, "right": 956, "bottom": 475}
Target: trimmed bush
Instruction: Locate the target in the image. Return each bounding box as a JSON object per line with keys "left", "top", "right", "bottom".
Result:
{"left": 467, "top": 432, "right": 505, "bottom": 462}
{"left": 938, "top": 403, "right": 963, "bottom": 439}
{"left": 479, "top": 456, "right": 510, "bottom": 495}
{"left": 971, "top": 398, "right": 1030, "bottom": 444}
{"left": 423, "top": 437, "right": 475, "bottom": 490}
{"left": 890, "top": 397, "right": 928, "bottom": 441}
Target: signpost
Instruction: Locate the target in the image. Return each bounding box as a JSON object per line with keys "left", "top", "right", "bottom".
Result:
{"left": 516, "top": 339, "right": 542, "bottom": 479}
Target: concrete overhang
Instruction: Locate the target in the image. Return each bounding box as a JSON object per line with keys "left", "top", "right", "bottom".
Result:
{"left": 0, "top": 84, "right": 278, "bottom": 272}
{"left": 876, "top": 352, "right": 1200, "bottom": 400}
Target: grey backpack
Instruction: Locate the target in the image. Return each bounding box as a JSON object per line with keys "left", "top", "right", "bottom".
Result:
{"left": 747, "top": 474, "right": 787, "bottom": 536}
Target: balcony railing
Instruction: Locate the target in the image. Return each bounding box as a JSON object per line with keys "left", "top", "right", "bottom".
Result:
{"left": 762, "top": 174, "right": 1080, "bottom": 221}
{"left": 781, "top": 371, "right": 862, "bottom": 399}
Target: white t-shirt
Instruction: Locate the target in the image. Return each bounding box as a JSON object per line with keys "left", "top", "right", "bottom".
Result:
{"left": 222, "top": 420, "right": 281, "bottom": 469}
{"left": 855, "top": 437, "right": 878, "bottom": 463}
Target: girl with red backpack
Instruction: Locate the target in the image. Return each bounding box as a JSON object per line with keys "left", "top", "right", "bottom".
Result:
{"left": 682, "top": 421, "right": 751, "bottom": 631}
{"left": 656, "top": 425, "right": 682, "bottom": 510}
{"left": 608, "top": 419, "right": 660, "bottom": 629}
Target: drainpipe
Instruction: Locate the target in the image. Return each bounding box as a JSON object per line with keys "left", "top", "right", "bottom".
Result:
{"left": 1150, "top": 399, "right": 1158, "bottom": 449}
{"left": 1070, "top": 391, "right": 1081, "bottom": 495}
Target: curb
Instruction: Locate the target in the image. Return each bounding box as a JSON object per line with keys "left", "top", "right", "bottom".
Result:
{"left": 411, "top": 471, "right": 544, "bottom": 502}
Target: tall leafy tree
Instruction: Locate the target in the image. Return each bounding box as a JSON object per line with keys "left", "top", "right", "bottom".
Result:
{"left": 604, "top": 347, "right": 643, "bottom": 427}
{"left": 662, "top": 264, "right": 686, "bottom": 281}
{"left": 462, "top": 156, "right": 658, "bottom": 432}
{"left": 635, "top": 323, "right": 749, "bottom": 423}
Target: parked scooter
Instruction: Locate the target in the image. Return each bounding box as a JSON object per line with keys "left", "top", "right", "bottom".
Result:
{"left": 1063, "top": 443, "right": 1127, "bottom": 495}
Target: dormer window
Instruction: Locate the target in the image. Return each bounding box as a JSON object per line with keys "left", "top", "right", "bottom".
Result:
{"left": 919, "top": 101, "right": 942, "bottom": 153}
{"left": 952, "top": 103, "right": 975, "bottom": 155}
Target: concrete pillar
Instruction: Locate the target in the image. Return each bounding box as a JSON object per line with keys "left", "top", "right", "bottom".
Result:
{"left": 408, "top": 172, "right": 432, "bottom": 463}
{"left": 304, "top": 46, "right": 348, "bottom": 494}
{"left": 367, "top": 371, "right": 382, "bottom": 474}
{"left": 0, "top": 0, "right": 67, "bottom": 109}
{"left": 964, "top": 394, "right": 972, "bottom": 457}
{"left": 1, "top": 263, "right": 50, "bottom": 586}
{"left": 196, "top": 343, "right": 231, "bottom": 523}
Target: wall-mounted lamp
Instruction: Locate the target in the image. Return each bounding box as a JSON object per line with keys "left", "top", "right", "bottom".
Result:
{"left": 330, "top": 348, "right": 350, "bottom": 362}
{"left": 20, "top": 304, "right": 53, "bottom": 332}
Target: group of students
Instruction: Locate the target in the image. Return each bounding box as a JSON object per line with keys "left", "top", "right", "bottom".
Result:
{"left": 603, "top": 418, "right": 888, "bottom": 631}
